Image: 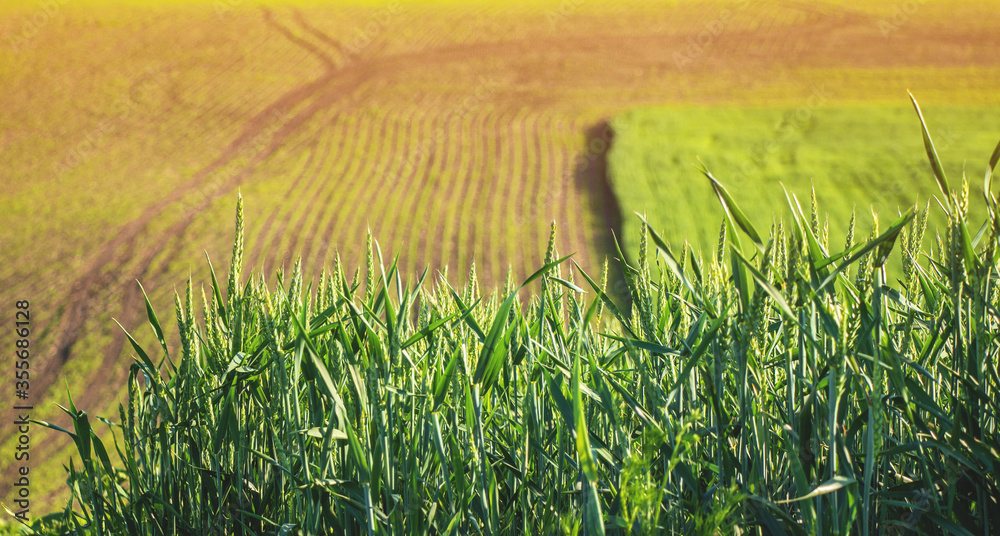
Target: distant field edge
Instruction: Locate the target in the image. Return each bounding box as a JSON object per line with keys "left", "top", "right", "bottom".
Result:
{"left": 606, "top": 102, "right": 1000, "bottom": 272}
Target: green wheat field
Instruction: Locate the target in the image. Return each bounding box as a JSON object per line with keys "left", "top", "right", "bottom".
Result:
{"left": 2, "top": 0, "right": 1000, "bottom": 534}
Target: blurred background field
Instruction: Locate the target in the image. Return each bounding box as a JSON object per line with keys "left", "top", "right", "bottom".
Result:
{"left": 609, "top": 104, "right": 1000, "bottom": 272}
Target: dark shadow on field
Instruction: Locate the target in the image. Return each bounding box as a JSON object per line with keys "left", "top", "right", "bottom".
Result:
{"left": 574, "top": 120, "right": 630, "bottom": 309}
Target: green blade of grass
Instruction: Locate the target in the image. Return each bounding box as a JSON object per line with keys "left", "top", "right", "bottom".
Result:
{"left": 776, "top": 476, "right": 856, "bottom": 504}
{"left": 573, "top": 260, "right": 637, "bottom": 338}
{"left": 984, "top": 137, "right": 1000, "bottom": 201}
{"left": 699, "top": 164, "right": 764, "bottom": 252}
{"left": 909, "top": 92, "right": 952, "bottom": 212}
{"left": 816, "top": 209, "right": 915, "bottom": 292}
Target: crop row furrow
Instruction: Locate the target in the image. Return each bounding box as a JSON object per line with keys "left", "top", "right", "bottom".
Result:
{"left": 245, "top": 127, "right": 332, "bottom": 274}
{"left": 335, "top": 99, "right": 417, "bottom": 279}
{"left": 271, "top": 114, "right": 349, "bottom": 275}
{"left": 498, "top": 106, "right": 528, "bottom": 275}
{"left": 378, "top": 103, "right": 442, "bottom": 281}
{"left": 408, "top": 102, "right": 458, "bottom": 281}
{"left": 454, "top": 104, "right": 496, "bottom": 282}
{"left": 295, "top": 110, "right": 365, "bottom": 272}
{"left": 434, "top": 106, "right": 475, "bottom": 280}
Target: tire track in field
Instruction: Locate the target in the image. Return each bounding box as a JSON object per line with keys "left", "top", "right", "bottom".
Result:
{"left": 262, "top": 7, "right": 337, "bottom": 72}
{"left": 94, "top": 131, "right": 317, "bottom": 419}
{"left": 27, "top": 6, "right": 373, "bottom": 439}
{"left": 274, "top": 8, "right": 405, "bottom": 270}
{"left": 3, "top": 31, "right": 291, "bottom": 304}
{"left": 291, "top": 9, "right": 354, "bottom": 68}
{"left": 41, "top": 16, "right": 560, "bottom": 406}
{"left": 15, "top": 1, "right": 954, "bottom": 506}
{"left": 62, "top": 148, "right": 301, "bottom": 416}
{"left": 118, "top": 14, "right": 676, "bottom": 291}
{"left": 60, "top": 109, "right": 341, "bottom": 427}
{"left": 25, "top": 4, "right": 655, "bottom": 491}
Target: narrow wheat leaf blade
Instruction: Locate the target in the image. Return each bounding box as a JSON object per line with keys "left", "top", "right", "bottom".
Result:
{"left": 985, "top": 137, "right": 1000, "bottom": 199}
{"left": 114, "top": 319, "right": 159, "bottom": 380}
{"left": 472, "top": 291, "right": 517, "bottom": 385}
{"left": 401, "top": 310, "right": 459, "bottom": 350}
{"left": 137, "top": 280, "right": 170, "bottom": 362}
{"left": 573, "top": 353, "right": 599, "bottom": 483}
{"left": 445, "top": 285, "right": 487, "bottom": 342}
{"left": 700, "top": 166, "right": 764, "bottom": 251}
{"left": 777, "top": 476, "right": 856, "bottom": 504}
{"left": 573, "top": 260, "right": 637, "bottom": 338}
{"left": 909, "top": 92, "right": 952, "bottom": 211}
{"left": 817, "top": 209, "right": 915, "bottom": 292}
{"left": 637, "top": 214, "right": 717, "bottom": 318}
{"left": 520, "top": 253, "right": 573, "bottom": 288}
{"left": 732, "top": 248, "right": 796, "bottom": 322}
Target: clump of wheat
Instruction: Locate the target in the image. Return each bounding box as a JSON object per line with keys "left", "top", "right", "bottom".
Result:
{"left": 24, "top": 99, "right": 1000, "bottom": 536}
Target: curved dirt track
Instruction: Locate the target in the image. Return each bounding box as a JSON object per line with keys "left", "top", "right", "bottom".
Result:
{"left": 2, "top": 0, "right": 999, "bottom": 507}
